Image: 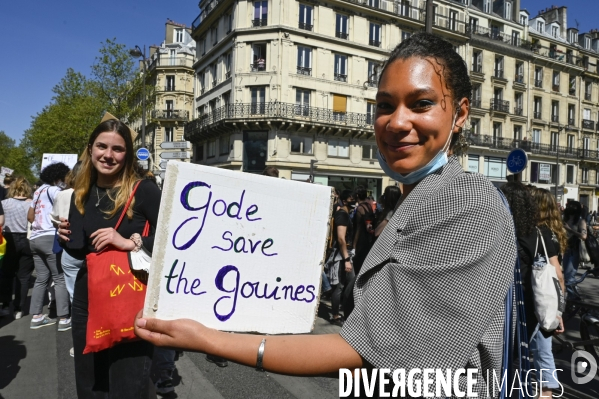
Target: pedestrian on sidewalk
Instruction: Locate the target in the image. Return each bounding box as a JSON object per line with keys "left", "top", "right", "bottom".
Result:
{"left": 58, "top": 118, "right": 161, "bottom": 398}
{"left": 0, "top": 177, "right": 34, "bottom": 319}
{"left": 135, "top": 33, "right": 517, "bottom": 397}
{"left": 27, "top": 163, "right": 71, "bottom": 330}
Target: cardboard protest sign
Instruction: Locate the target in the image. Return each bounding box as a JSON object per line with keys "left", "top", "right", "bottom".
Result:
{"left": 41, "top": 154, "right": 78, "bottom": 170}
{"left": 144, "top": 162, "right": 333, "bottom": 334}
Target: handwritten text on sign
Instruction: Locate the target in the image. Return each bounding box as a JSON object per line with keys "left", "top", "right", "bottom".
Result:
{"left": 144, "top": 162, "right": 332, "bottom": 334}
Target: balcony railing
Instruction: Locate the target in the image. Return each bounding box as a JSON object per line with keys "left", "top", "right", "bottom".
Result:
{"left": 585, "top": 93, "right": 592, "bottom": 101}
{"left": 298, "top": 22, "right": 313, "bottom": 31}
{"left": 514, "top": 107, "right": 523, "bottom": 116}
{"left": 466, "top": 25, "right": 529, "bottom": 48}
{"left": 250, "top": 62, "right": 266, "bottom": 72}
{"left": 490, "top": 99, "right": 510, "bottom": 113}
{"left": 151, "top": 109, "right": 189, "bottom": 121}
{"left": 164, "top": 86, "right": 176, "bottom": 92}
{"left": 551, "top": 115, "right": 559, "bottom": 123}
{"left": 471, "top": 99, "right": 482, "bottom": 108}
{"left": 369, "top": 39, "right": 381, "bottom": 47}
{"left": 184, "top": 102, "right": 374, "bottom": 139}
{"left": 334, "top": 73, "right": 347, "bottom": 82}
{"left": 579, "top": 148, "right": 599, "bottom": 160}
{"left": 472, "top": 64, "right": 482, "bottom": 73}
{"left": 535, "top": 79, "right": 543, "bottom": 88}
{"left": 534, "top": 111, "right": 542, "bottom": 119}
{"left": 514, "top": 74, "right": 524, "bottom": 83}
{"left": 583, "top": 119, "right": 595, "bottom": 130}
{"left": 296, "top": 66, "right": 311, "bottom": 75}
{"left": 148, "top": 56, "right": 195, "bottom": 70}
{"left": 365, "top": 80, "right": 377, "bottom": 88}
{"left": 552, "top": 84, "right": 560, "bottom": 92}
{"left": 252, "top": 18, "right": 267, "bottom": 27}
{"left": 568, "top": 118, "right": 575, "bottom": 126}
{"left": 493, "top": 69, "right": 504, "bottom": 79}
{"left": 393, "top": 4, "right": 425, "bottom": 22}
{"left": 335, "top": 31, "right": 349, "bottom": 39}
{"left": 192, "top": 0, "right": 224, "bottom": 31}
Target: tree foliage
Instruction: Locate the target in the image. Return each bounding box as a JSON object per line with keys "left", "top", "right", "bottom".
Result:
{"left": 0, "top": 131, "right": 36, "bottom": 182}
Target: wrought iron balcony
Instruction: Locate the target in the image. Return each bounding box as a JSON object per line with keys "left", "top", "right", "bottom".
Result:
{"left": 583, "top": 119, "right": 595, "bottom": 130}
{"left": 335, "top": 31, "right": 349, "bottom": 39}
{"left": 250, "top": 62, "right": 266, "bottom": 72}
{"left": 494, "top": 69, "right": 504, "bottom": 79}
{"left": 151, "top": 109, "right": 189, "bottom": 121}
{"left": 252, "top": 18, "right": 267, "bottom": 27}
{"left": 552, "top": 84, "right": 560, "bottom": 92}
{"left": 535, "top": 79, "right": 543, "bottom": 88}
{"left": 298, "top": 22, "right": 313, "bottom": 31}
{"left": 369, "top": 39, "right": 381, "bottom": 47}
{"left": 490, "top": 99, "right": 510, "bottom": 113}
{"left": 585, "top": 93, "right": 592, "bottom": 101}
{"left": 534, "top": 111, "right": 542, "bottom": 119}
{"left": 334, "top": 73, "right": 347, "bottom": 82}
{"left": 514, "top": 107, "right": 523, "bottom": 116}
{"left": 164, "top": 86, "right": 176, "bottom": 92}
{"left": 184, "top": 102, "right": 374, "bottom": 140}
{"left": 296, "top": 66, "right": 311, "bottom": 75}
{"left": 393, "top": 4, "right": 425, "bottom": 22}
{"left": 464, "top": 132, "right": 581, "bottom": 160}
{"left": 579, "top": 148, "right": 599, "bottom": 160}
{"left": 471, "top": 64, "right": 482, "bottom": 73}
{"left": 514, "top": 74, "right": 524, "bottom": 83}
{"left": 551, "top": 115, "right": 559, "bottom": 123}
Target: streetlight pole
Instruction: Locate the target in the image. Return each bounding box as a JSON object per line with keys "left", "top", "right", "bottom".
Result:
{"left": 129, "top": 45, "right": 147, "bottom": 150}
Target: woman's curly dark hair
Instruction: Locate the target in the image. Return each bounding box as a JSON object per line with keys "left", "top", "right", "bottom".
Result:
{"left": 500, "top": 181, "right": 538, "bottom": 238}
{"left": 379, "top": 32, "right": 472, "bottom": 154}
{"left": 39, "top": 162, "right": 70, "bottom": 186}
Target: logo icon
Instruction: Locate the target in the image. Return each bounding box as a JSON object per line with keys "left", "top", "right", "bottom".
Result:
{"left": 571, "top": 350, "right": 598, "bottom": 384}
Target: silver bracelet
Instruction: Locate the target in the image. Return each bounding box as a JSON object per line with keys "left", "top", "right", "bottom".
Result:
{"left": 256, "top": 338, "right": 266, "bottom": 372}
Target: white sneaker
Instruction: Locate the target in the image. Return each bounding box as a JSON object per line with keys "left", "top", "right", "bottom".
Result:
{"left": 14, "top": 311, "right": 23, "bottom": 320}
{"left": 58, "top": 317, "right": 72, "bottom": 332}
{"left": 69, "top": 347, "right": 74, "bottom": 357}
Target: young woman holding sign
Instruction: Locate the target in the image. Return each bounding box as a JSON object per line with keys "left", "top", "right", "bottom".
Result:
{"left": 134, "top": 33, "right": 517, "bottom": 397}
{"left": 58, "top": 118, "right": 161, "bottom": 398}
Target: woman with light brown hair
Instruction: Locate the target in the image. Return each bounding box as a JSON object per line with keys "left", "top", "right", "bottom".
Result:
{"left": 0, "top": 177, "right": 34, "bottom": 319}
{"left": 58, "top": 118, "right": 161, "bottom": 398}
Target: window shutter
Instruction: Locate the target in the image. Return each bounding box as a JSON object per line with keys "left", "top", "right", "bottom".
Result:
{"left": 333, "top": 94, "right": 347, "bottom": 113}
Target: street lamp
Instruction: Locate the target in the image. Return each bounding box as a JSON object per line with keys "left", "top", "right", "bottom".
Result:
{"left": 129, "top": 45, "right": 147, "bottom": 150}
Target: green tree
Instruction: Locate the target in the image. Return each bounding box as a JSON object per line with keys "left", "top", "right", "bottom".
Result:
{"left": 0, "top": 131, "right": 36, "bottom": 182}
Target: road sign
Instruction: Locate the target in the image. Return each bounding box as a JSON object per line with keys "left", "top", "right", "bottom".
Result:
{"left": 160, "top": 141, "right": 191, "bottom": 150}
{"left": 136, "top": 148, "right": 150, "bottom": 161}
{"left": 159, "top": 161, "right": 169, "bottom": 169}
{"left": 159, "top": 151, "right": 190, "bottom": 159}
{"left": 550, "top": 186, "right": 565, "bottom": 196}
{"left": 507, "top": 148, "right": 527, "bottom": 174}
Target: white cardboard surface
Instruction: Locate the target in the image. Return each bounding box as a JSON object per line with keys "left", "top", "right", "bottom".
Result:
{"left": 144, "top": 162, "right": 333, "bottom": 334}
{"left": 41, "top": 153, "right": 78, "bottom": 170}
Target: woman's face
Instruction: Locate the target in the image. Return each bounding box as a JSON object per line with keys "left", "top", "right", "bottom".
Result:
{"left": 90, "top": 131, "right": 127, "bottom": 178}
{"left": 374, "top": 57, "right": 468, "bottom": 175}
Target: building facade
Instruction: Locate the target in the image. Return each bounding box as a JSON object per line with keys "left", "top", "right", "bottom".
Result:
{"left": 184, "top": 0, "right": 599, "bottom": 207}
{"left": 133, "top": 20, "right": 196, "bottom": 175}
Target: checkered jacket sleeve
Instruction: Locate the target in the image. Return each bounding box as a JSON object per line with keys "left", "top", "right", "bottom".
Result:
{"left": 340, "top": 156, "right": 516, "bottom": 397}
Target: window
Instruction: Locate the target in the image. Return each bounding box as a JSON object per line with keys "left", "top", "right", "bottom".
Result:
{"left": 220, "top": 136, "right": 230, "bottom": 155}
{"left": 369, "top": 23, "right": 381, "bottom": 47}
{"left": 472, "top": 50, "right": 482, "bottom": 73}
{"left": 511, "top": 31, "right": 520, "bottom": 46}
{"left": 470, "top": 17, "right": 479, "bottom": 31}
{"left": 569, "top": 30, "right": 578, "bottom": 44}
{"left": 585, "top": 36, "right": 591, "bottom": 50}
{"left": 175, "top": 29, "right": 184, "bottom": 43}
{"left": 569, "top": 75, "right": 576, "bottom": 95}
{"left": 336, "top": 14, "right": 349, "bottom": 39}
{"left": 334, "top": 54, "right": 348, "bottom": 82}
{"left": 552, "top": 71, "right": 560, "bottom": 91}
{"left": 534, "top": 97, "right": 542, "bottom": 119}
{"left": 332, "top": 94, "right": 347, "bottom": 121}
{"left": 298, "top": 4, "right": 313, "bottom": 30}
{"left": 399, "top": 0, "right": 411, "bottom": 17}
{"left": 449, "top": 10, "right": 458, "bottom": 31}
{"left": 505, "top": 1, "right": 512, "bottom": 19}
{"left": 291, "top": 136, "right": 313, "bottom": 154}
{"left": 297, "top": 46, "right": 312, "bottom": 75}
{"left": 514, "top": 125, "right": 522, "bottom": 141}
{"left": 492, "top": 122, "right": 502, "bottom": 146}
{"left": 201, "top": 36, "right": 207, "bottom": 55}
{"left": 534, "top": 67, "right": 543, "bottom": 87}
{"left": 328, "top": 139, "right": 349, "bottom": 157}
{"left": 211, "top": 25, "right": 217, "bottom": 45}
{"left": 585, "top": 81, "right": 592, "bottom": 100}
{"left": 470, "top": 118, "right": 480, "bottom": 135}
{"left": 494, "top": 57, "right": 504, "bottom": 78}
{"left": 552, "top": 26, "right": 558, "bottom": 38}
{"left": 567, "top": 134, "right": 575, "bottom": 149}
{"left": 520, "top": 14, "right": 527, "bottom": 25}
{"left": 164, "top": 127, "right": 173, "bottom": 142}
{"left": 225, "top": 53, "right": 232, "bottom": 78}
{"left": 226, "top": 13, "right": 233, "bottom": 33}
{"left": 295, "top": 88, "right": 310, "bottom": 116}
{"left": 582, "top": 167, "right": 589, "bottom": 183}
{"left": 251, "top": 43, "right": 267, "bottom": 71}
{"left": 366, "top": 101, "right": 376, "bottom": 124}
{"left": 169, "top": 49, "right": 176, "bottom": 66}
{"left": 584, "top": 108, "right": 591, "bottom": 120}
{"left": 552, "top": 101, "right": 559, "bottom": 122}
{"left": 207, "top": 140, "right": 216, "bottom": 158}
{"left": 531, "top": 162, "right": 556, "bottom": 183}
{"left": 484, "top": 157, "right": 506, "bottom": 179}
{"left": 532, "top": 129, "right": 541, "bottom": 144}
{"left": 401, "top": 31, "right": 412, "bottom": 41}
{"left": 566, "top": 165, "right": 575, "bottom": 184}
{"left": 166, "top": 75, "right": 175, "bottom": 91}
{"left": 537, "top": 21, "right": 544, "bottom": 32}
{"left": 514, "top": 92, "right": 523, "bottom": 115}
{"left": 250, "top": 86, "right": 266, "bottom": 114}
{"left": 568, "top": 104, "right": 576, "bottom": 125}
{"left": 483, "top": 0, "right": 491, "bottom": 14}
{"left": 196, "top": 144, "right": 204, "bottom": 162}
{"left": 367, "top": 61, "right": 379, "bottom": 85}
{"left": 362, "top": 143, "right": 376, "bottom": 160}
{"left": 253, "top": 1, "right": 268, "bottom": 26}
{"left": 468, "top": 155, "right": 479, "bottom": 173}
{"left": 472, "top": 85, "right": 481, "bottom": 108}
{"left": 583, "top": 137, "right": 591, "bottom": 157}
{"left": 165, "top": 100, "right": 174, "bottom": 118}
{"left": 550, "top": 131, "right": 559, "bottom": 151}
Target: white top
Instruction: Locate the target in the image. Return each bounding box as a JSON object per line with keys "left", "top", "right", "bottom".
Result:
{"left": 1, "top": 198, "right": 32, "bottom": 233}
{"left": 50, "top": 188, "right": 74, "bottom": 227}
{"left": 30, "top": 185, "right": 61, "bottom": 240}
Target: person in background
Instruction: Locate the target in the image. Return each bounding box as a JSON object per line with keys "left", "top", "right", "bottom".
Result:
{"left": 563, "top": 201, "right": 587, "bottom": 296}
{"left": 27, "top": 163, "right": 70, "bottom": 330}
{"left": 374, "top": 185, "right": 401, "bottom": 237}
{"left": 352, "top": 186, "right": 375, "bottom": 275}
{"left": 0, "top": 178, "right": 34, "bottom": 319}
{"left": 262, "top": 166, "right": 279, "bottom": 178}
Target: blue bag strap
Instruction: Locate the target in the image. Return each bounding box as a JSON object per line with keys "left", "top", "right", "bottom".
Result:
{"left": 497, "top": 188, "right": 532, "bottom": 399}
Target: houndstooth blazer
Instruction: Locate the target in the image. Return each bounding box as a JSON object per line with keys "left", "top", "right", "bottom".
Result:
{"left": 340, "top": 155, "right": 517, "bottom": 398}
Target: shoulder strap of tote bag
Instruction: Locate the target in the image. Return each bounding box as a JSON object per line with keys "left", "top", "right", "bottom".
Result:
{"left": 114, "top": 180, "right": 143, "bottom": 232}
{"left": 496, "top": 188, "right": 533, "bottom": 399}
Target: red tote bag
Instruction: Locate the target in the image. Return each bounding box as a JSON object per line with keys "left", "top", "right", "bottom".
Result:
{"left": 83, "top": 181, "right": 150, "bottom": 354}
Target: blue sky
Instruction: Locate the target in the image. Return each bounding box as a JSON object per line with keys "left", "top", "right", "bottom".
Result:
{"left": 1, "top": 1, "right": 598, "bottom": 143}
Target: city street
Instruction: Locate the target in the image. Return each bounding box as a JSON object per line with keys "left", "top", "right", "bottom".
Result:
{"left": 1, "top": 277, "right": 599, "bottom": 399}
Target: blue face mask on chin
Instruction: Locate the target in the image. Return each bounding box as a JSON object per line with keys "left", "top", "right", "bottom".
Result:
{"left": 376, "top": 113, "right": 458, "bottom": 186}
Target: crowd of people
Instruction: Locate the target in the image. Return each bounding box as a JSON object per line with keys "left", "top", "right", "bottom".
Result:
{"left": 0, "top": 31, "right": 595, "bottom": 398}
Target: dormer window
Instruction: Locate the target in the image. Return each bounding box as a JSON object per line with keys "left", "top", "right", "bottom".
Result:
{"left": 520, "top": 14, "right": 527, "bottom": 26}
{"left": 569, "top": 31, "right": 579, "bottom": 43}
{"left": 537, "top": 21, "right": 544, "bottom": 32}
{"left": 552, "top": 26, "right": 559, "bottom": 38}
{"left": 585, "top": 37, "right": 591, "bottom": 49}
{"left": 483, "top": 0, "right": 491, "bottom": 14}
{"left": 504, "top": 2, "right": 512, "bottom": 20}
